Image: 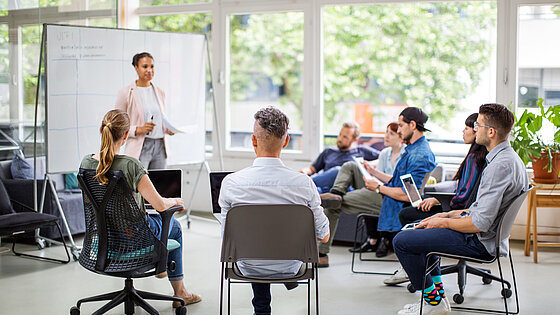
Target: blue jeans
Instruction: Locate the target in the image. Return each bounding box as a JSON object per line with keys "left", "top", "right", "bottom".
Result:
{"left": 146, "top": 214, "right": 184, "bottom": 281}
{"left": 393, "top": 228, "right": 491, "bottom": 291}
{"left": 251, "top": 283, "right": 271, "bottom": 315}
{"left": 312, "top": 166, "right": 341, "bottom": 193}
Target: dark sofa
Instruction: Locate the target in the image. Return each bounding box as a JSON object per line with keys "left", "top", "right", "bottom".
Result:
{"left": 0, "top": 157, "right": 85, "bottom": 239}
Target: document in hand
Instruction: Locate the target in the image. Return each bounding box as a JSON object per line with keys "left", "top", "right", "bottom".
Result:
{"left": 162, "top": 113, "right": 185, "bottom": 134}
{"left": 352, "top": 156, "right": 382, "bottom": 184}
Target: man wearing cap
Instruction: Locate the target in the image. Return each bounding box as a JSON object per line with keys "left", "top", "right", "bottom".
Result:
{"left": 318, "top": 107, "right": 436, "bottom": 267}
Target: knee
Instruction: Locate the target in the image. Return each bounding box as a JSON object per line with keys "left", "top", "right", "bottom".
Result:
{"left": 392, "top": 231, "right": 410, "bottom": 253}
{"left": 341, "top": 161, "right": 355, "bottom": 171}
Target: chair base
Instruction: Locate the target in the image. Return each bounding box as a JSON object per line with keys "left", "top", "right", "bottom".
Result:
{"left": 441, "top": 260, "right": 511, "bottom": 298}
{"left": 11, "top": 222, "right": 71, "bottom": 264}
{"left": 74, "top": 278, "right": 184, "bottom": 315}
{"left": 351, "top": 214, "right": 398, "bottom": 275}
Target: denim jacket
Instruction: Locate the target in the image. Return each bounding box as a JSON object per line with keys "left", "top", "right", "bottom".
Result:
{"left": 377, "top": 136, "right": 436, "bottom": 232}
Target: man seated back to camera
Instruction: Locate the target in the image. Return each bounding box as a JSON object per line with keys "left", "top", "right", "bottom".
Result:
{"left": 219, "top": 107, "right": 330, "bottom": 315}
{"left": 299, "top": 121, "right": 380, "bottom": 193}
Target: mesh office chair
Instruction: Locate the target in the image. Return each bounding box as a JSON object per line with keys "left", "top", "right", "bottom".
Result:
{"left": 419, "top": 187, "right": 532, "bottom": 315}
{"left": 70, "top": 169, "right": 186, "bottom": 315}
{"left": 351, "top": 171, "right": 433, "bottom": 274}
{"left": 220, "top": 204, "right": 320, "bottom": 315}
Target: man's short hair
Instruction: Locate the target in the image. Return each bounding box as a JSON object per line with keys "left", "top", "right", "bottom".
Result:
{"left": 342, "top": 121, "right": 360, "bottom": 139}
{"left": 254, "top": 107, "right": 290, "bottom": 139}
{"left": 479, "top": 103, "right": 514, "bottom": 140}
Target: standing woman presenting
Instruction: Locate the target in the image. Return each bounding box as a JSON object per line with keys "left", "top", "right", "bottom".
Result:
{"left": 116, "top": 52, "right": 174, "bottom": 169}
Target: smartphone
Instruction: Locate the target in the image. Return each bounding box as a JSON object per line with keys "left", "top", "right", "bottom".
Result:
{"left": 400, "top": 174, "right": 422, "bottom": 207}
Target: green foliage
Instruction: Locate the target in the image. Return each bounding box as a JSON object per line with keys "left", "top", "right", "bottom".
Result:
{"left": 511, "top": 98, "right": 560, "bottom": 171}
{"left": 323, "top": 3, "right": 496, "bottom": 129}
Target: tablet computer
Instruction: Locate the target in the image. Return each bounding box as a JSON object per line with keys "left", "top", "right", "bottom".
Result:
{"left": 400, "top": 174, "right": 422, "bottom": 207}
{"left": 352, "top": 156, "right": 382, "bottom": 184}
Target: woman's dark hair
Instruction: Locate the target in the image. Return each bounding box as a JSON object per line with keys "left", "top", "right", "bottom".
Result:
{"left": 132, "top": 52, "right": 154, "bottom": 67}
{"left": 453, "top": 113, "right": 488, "bottom": 181}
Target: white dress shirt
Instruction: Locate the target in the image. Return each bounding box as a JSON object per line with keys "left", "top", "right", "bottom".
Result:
{"left": 219, "top": 157, "right": 330, "bottom": 278}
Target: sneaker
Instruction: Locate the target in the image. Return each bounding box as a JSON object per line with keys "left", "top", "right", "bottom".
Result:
{"left": 318, "top": 254, "right": 329, "bottom": 268}
{"left": 384, "top": 266, "right": 409, "bottom": 285}
{"left": 397, "top": 297, "right": 451, "bottom": 315}
{"left": 320, "top": 193, "right": 342, "bottom": 209}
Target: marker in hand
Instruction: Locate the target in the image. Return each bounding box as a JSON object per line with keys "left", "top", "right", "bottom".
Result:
{"left": 147, "top": 115, "right": 154, "bottom": 135}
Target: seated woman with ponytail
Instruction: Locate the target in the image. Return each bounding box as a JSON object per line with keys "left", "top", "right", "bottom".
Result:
{"left": 79, "top": 109, "right": 201, "bottom": 307}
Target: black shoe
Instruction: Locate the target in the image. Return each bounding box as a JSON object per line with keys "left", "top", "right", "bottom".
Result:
{"left": 349, "top": 240, "right": 378, "bottom": 253}
{"left": 284, "top": 282, "right": 299, "bottom": 290}
{"left": 375, "top": 237, "right": 390, "bottom": 258}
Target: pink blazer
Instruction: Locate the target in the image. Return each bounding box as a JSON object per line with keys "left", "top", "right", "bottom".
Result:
{"left": 115, "top": 82, "right": 168, "bottom": 159}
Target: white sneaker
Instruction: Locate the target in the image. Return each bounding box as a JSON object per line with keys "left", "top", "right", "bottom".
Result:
{"left": 384, "top": 266, "right": 409, "bottom": 285}
{"left": 397, "top": 297, "right": 451, "bottom": 315}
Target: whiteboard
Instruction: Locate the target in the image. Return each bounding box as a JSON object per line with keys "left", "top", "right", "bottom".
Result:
{"left": 45, "top": 24, "right": 207, "bottom": 173}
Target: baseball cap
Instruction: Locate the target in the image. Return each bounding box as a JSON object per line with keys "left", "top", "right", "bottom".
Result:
{"left": 400, "top": 107, "right": 430, "bottom": 132}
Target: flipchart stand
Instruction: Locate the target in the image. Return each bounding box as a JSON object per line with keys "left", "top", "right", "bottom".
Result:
{"left": 178, "top": 33, "right": 224, "bottom": 228}
{"left": 33, "top": 29, "right": 80, "bottom": 260}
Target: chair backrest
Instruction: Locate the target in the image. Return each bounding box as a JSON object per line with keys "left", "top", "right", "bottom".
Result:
{"left": 0, "top": 180, "right": 15, "bottom": 215}
{"left": 77, "top": 168, "right": 165, "bottom": 276}
{"left": 221, "top": 204, "right": 318, "bottom": 263}
{"left": 493, "top": 186, "right": 533, "bottom": 257}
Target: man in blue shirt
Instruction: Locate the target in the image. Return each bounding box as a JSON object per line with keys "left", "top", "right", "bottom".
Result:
{"left": 300, "top": 122, "right": 379, "bottom": 193}
{"left": 318, "top": 107, "right": 436, "bottom": 266}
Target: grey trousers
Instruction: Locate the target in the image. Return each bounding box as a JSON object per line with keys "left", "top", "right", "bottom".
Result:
{"left": 318, "top": 161, "right": 383, "bottom": 254}
{"left": 139, "top": 138, "right": 167, "bottom": 170}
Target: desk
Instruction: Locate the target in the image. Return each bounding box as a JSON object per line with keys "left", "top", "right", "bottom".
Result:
{"left": 524, "top": 181, "right": 560, "bottom": 263}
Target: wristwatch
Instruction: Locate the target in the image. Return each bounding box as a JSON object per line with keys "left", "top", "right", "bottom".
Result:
{"left": 375, "top": 183, "right": 383, "bottom": 194}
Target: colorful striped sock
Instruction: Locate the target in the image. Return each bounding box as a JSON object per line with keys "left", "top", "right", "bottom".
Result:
{"left": 423, "top": 284, "right": 442, "bottom": 306}
{"left": 432, "top": 276, "right": 446, "bottom": 298}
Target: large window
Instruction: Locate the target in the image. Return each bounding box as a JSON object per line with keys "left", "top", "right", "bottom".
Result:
{"left": 516, "top": 4, "right": 560, "bottom": 144}
{"left": 0, "top": 1, "right": 116, "bottom": 158}
{"left": 517, "top": 5, "right": 560, "bottom": 109}
{"left": 228, "top": 12, "right": 304, "bottom": 151}
{"left": 323, "top": 2, "right": 497, "bottom": 145}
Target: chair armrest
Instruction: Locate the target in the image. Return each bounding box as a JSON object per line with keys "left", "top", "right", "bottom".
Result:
{"left": 424, "top": 192, "right": 455, "bottom": 212}
{"left": 156, "top": 205, "right": 184, "bottom": 242}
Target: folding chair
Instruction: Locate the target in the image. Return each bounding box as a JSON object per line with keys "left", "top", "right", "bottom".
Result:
{"left": 220, "top": 204, "right": 320, "bottom": 315}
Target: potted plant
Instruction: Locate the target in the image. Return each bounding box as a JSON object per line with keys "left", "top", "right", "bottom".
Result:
{"left": 511, "top": 98, "right": 560, "bottom": 184}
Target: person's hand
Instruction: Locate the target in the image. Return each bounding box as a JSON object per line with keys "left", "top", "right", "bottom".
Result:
{"left": 362, "top": 160, "right": 376, "bottom": 175}
{"left": 364, "top": 177, "right": 380, "bottom": 191}
{"left": 416, "top": 217, "right": 448, "bottom": 229}
{"left": 136, "top": 122, "right": 156, "bottom": 135}
{"left": 174, "top": 198, "right": 185, "bottom": 211}
{"left": 299, "top": 167, "right": 313, "bottom": 176}
{"left": 417, "top": 197, "right": 439, "bottom": 212}
{"left": 165, "top": 129, "right": 175, "bottom": 136}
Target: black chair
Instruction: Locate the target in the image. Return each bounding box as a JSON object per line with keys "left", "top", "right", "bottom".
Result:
{"left": 220, "top": 204, "right": 320, "bottom": 315}
{"left": 70, "top": 169, "right": 186, "bottom": 315}
{"left": 0, "top": 179, "right": 70, "bottom": 264}
{"left": 351, "top": 172, "right": 432, "bottom": 274}
{"left": 419, "top": 187, "right": 532, "bottom": 315}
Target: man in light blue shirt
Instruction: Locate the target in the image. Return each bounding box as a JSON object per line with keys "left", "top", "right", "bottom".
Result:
{"left": 219, "top": 107, "right": 330, "bottom": 315}
{"left": 393, "top": 103, "right": 529, "bottom": 315}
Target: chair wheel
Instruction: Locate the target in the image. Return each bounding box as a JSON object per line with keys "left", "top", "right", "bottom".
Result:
{"left": 70, "top": 306, "right": 80, "bottom": 315}
{"left": 482, "top": 276, "right": 492, "bottom": 284}
{"left": 453, "top": 293, "right": 464, "bottom": 304}
{"left": 407, "top": 283, "right": 415, "bottom": 293}
{"left": 501, "top": 288, "right": 512, "bottom": 298}
{"left": 175, "top": 306, "right": 187, "bottom": 315}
